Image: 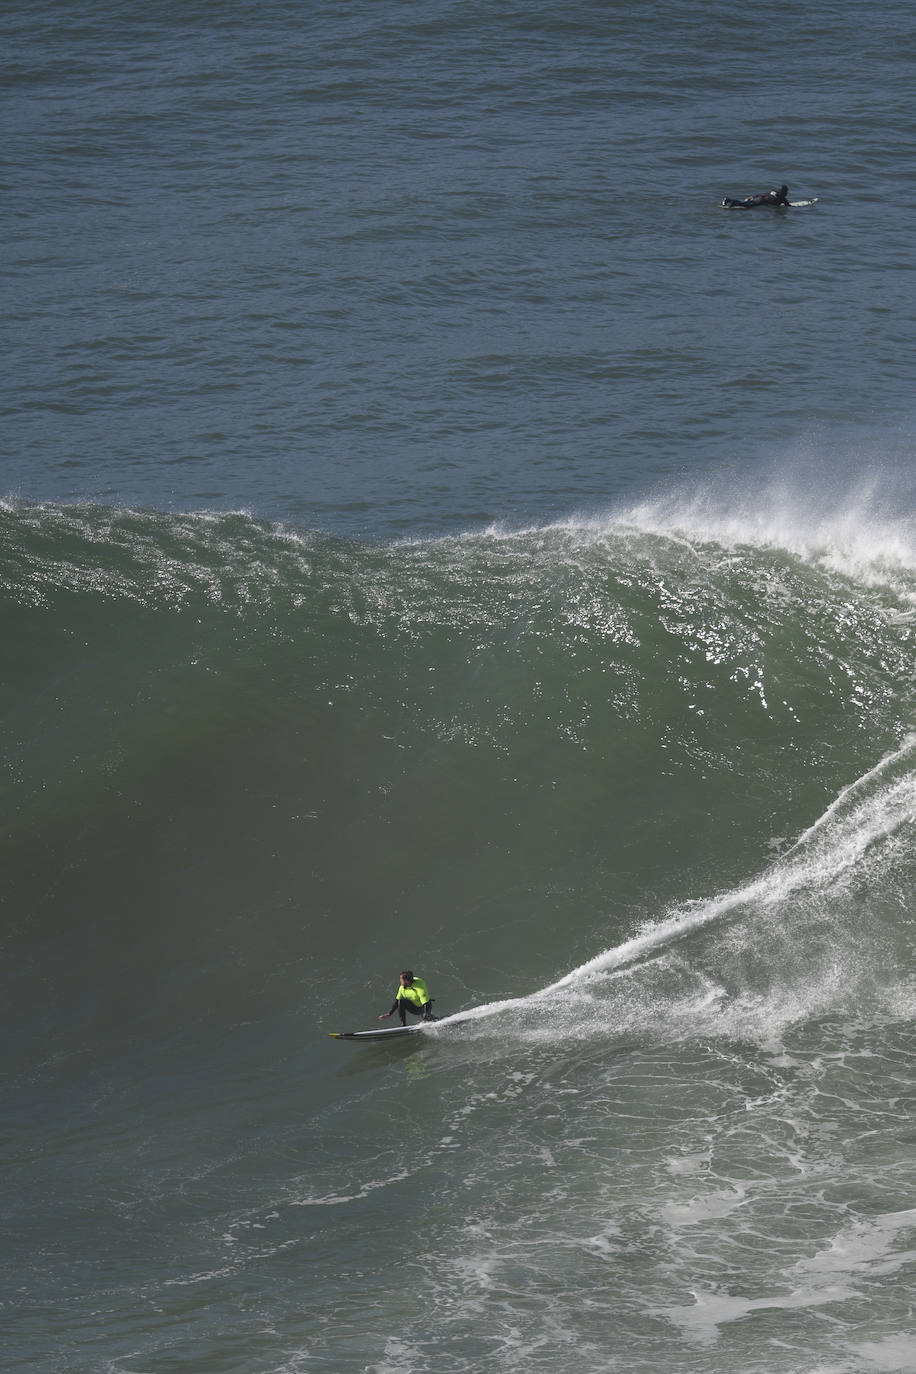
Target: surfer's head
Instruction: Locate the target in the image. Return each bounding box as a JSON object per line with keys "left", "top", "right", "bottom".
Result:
{"left": 400, "top": 969, "right": 415, "bottom": 985}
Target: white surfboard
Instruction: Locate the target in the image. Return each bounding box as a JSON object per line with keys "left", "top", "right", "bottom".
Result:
{"left": 720, "top": 197, "right": 818, "bottom": 209}
{"left": 329, "top": 1025, "right": 422, "bottom": 1042}
{"left": 329, "top": 1018, "right": 467, "bottom": 1043}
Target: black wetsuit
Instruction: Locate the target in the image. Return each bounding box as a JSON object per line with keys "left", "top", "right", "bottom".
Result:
{"left": 722, "top": 188, "right": 790, "bottom": 209}
{"left": 386, "top": 996, "right": 436, "bottom": 1026}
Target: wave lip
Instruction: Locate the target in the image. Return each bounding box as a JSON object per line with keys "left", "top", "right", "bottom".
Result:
{"left": 614, "top": 473, "right": 916, "bottom": 598}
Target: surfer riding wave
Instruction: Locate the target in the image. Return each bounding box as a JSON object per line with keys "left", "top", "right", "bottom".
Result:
{"left": 378, "top": 970, "right": 437, "bottom": 1025}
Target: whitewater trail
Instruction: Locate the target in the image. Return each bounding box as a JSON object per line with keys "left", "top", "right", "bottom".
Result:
{"left": 434, "top": 736, "right": 916, "bottom": 1032}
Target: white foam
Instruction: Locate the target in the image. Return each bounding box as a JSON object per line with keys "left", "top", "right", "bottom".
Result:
{"left": 660, "top": 1210, "right": 916, "bottom": 1351}
{"left": 607, "top": 463, "right": 916, "bottom": 597}
{"left": 782, "top": 734, "right": 916, "bottom": 859}
{"left": 662, "top": 1277, "right": 860, "bottom": 1348}
{"left": 793, "top": 1207, "right": 916, "bottom": 1282}
{"left": 454, "top": 463, "right": 916, "bottom": 607}
{"left": 436, "top": 741, "right": 916, "bottom": 1037}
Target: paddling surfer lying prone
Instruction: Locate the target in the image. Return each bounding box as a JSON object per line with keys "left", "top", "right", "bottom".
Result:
{"left": 722, "top": 184, "right": 790, "bottom": 208}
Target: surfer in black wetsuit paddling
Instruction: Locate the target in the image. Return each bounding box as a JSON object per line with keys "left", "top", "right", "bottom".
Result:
{"left": 722, "top": 184, "right": 790, "bottom": 208}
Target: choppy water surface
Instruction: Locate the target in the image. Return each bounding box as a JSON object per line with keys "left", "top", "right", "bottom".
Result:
{"left": 5, "top": 0, "right": 916, "bottom": 535}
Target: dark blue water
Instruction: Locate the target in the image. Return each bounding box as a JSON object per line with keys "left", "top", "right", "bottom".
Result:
{"left": 3, "top": 3, "right": 916, "bottom": 1372}
{"left": 6, "top": 0, "right": 916, "bottom": 537}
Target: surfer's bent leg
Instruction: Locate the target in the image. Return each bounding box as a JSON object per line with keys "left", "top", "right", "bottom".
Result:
{"left": 400, "top": 1001, "right": 430, "bottom": 1025}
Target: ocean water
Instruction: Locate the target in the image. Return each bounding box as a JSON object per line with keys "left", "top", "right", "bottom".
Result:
{"left": 2, "top": 3, "right": 916, "bottom": 1372}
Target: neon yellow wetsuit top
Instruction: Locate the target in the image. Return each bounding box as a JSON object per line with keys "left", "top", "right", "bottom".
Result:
{"left": 396, "top": 976, "right": 430, "bottom": 1010}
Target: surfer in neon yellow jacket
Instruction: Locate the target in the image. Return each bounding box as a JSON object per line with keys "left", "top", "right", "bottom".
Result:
{"left": 378, "top": 970, "right": 436, "bottom": 1026}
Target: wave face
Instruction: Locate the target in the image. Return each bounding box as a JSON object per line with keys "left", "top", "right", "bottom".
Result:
{"left": 2, "top": 496, "right": 916, "bottom": 1373}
